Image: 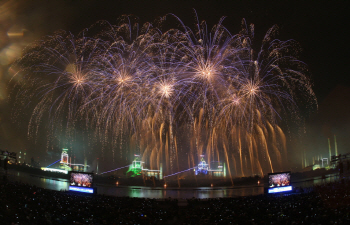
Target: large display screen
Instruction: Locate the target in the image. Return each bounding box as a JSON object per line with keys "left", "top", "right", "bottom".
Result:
{"left": 268, "top": 171, "right": 292, "bottom": 193}
{"left": 69, "top": 172, "right": 93, "bottom": 188}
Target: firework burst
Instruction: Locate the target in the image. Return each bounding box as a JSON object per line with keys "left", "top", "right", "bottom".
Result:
{"left": 11, "top": 14, "right": 317, "bottom": 177}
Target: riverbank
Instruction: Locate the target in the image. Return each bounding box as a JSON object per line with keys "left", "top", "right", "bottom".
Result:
{"left": 6, "top": 163, "right": 339, "bottom": 188}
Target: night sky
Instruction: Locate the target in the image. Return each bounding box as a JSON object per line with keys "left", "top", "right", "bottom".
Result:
{"left": 0, "top": 0, "right": 349, "bottom": 171}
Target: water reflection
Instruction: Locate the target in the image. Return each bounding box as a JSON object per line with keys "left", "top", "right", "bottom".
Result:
{"left": 7, "top": 170, "right": 69, "bottom": 191}
{"left": 293, "top": 174, "right": 338, "bottom": 188}
{"left": 78, "top": 184, "right": 264, "bottom": 199}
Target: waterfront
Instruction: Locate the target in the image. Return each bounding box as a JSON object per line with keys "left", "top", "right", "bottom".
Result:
{"left": 3, "top": 169, "right": 340, "bottom": 199}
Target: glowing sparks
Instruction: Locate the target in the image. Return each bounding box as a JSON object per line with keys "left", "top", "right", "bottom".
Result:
{"left": 116, "top": 74, "right": 131, "bottom": 85}
{"left": 231, "top": 95, "right": 240, "bottom": 105}
{"left": 245, "top": 82, "right": 259, "bottom": 96}
{"left": 70, "top": 73, "right": 86, "bottom": 86}
{"left": 10, "top": 15, "right": 317, "bottom": 177}
{"left": 157, "top": 81, "right": 174, "bottom": 98}
{"left": 198, "top": 68, "right": 214, "bottom": 81}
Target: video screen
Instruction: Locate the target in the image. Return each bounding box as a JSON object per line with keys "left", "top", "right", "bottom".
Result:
{"left": 70, "top": 172, "right": 93, "bottom": 187}
{"left": 268, "top": 172, "right": 291, "bottom": 188}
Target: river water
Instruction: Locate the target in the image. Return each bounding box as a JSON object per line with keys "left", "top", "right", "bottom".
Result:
{"left": 3, "top": 169, "right": 339, "bottom": 199}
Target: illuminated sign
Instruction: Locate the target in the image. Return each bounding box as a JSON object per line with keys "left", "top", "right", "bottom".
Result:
{"left": 268, "top": 186, "right": 292, "bottom": 193}
{"left": 69, "top": 186, "right": 94, "bottom": 193}
{"left": 41, "top": 167, "right": 68, "bottom": 174}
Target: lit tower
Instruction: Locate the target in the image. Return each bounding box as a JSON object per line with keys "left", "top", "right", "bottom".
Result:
{"left": 304, "top": 151, "right": 307, "bottom": 167}
{"left": 334, "top": 135, "right": 338, "bottom": 156}
{"left": 328, "top": 138, "right": 332, "bottom": 160}
{"left": 59, "top": 148, "right": 71, "bottom": 171}
{"left": 61, "top": 148, "right": 69, "bottom": 164}
{"left": 301, "top": 152, "right": 304, "bottom": 169}
{"left": 126, "top": 154, "right": 143, "bottom": 177}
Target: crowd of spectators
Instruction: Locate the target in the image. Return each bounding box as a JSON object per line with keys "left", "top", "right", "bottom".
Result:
{"left": 1, "top": 177, "right": 350, "bottom": 225}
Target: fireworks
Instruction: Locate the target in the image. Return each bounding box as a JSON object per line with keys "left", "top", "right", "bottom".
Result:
{"left": 10, "top": 14, "right": 317, "bottom": 177}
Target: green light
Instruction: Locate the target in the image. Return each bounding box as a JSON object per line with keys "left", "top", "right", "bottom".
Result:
{"left": 126, "top": 160, "right": 143, "bottom": 177}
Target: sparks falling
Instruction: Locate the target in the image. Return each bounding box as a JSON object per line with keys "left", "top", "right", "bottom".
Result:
{"left": 10, "top": 14, "right": 317, "bottom": 177}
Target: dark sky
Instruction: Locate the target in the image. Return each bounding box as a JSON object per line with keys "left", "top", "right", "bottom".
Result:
{"left": 0, "top": 0, "right": 349, "bottom": 169}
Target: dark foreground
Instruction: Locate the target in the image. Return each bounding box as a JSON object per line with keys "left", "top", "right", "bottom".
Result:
{"left": 1, "top": 176, "right": 350, "bottom": 225}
